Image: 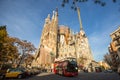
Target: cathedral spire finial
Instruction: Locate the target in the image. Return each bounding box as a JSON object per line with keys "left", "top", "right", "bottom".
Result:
{"left": 45, "top": 14, "right": 50, "bottom": 24}
{"left": 77, "top": 7, "right": 83, "bottom": 31}
{"left": 54, "top": 8, "right": 58, "bottom": 21}
{"left": 55, "top": 7, "right": 58, "bottom": 16}
{"left": 52, "top": 11, "right": 55, "bottom": 19}
{"left": 47, "top": 14, "right": 50, "bottom": 19}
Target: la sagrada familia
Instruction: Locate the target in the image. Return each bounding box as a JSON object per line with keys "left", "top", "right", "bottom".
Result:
{"left": 32, "top": 8, "right": 93, "bottom": 69}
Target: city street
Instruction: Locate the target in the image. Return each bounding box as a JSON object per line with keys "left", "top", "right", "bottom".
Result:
{"left": 0, "top": 0, "right": 120, "bottom": 80}
{"left": 5, "top": 72, "right": 120, "bottom": 80}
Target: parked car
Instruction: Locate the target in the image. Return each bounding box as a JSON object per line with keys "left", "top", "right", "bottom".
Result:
{"left": 0, "top": 63, "right": 12, "bottom": 79}
{"left": 118, "top": 67, "right": 120, "bottom": 75}
{"left": 0, "top": 73, "right": 4, "bottom": 79}
{"left": 32, "top": 68, "right": 41, "bottom": 75}
{"left": 1, "top": 68, "right": 29, "bottom": 79}
{"left": 104, "top": 69, "right": 113, "bottom": 73}
{"left": 25, "top": 68, "right": 36, "bottom": 75}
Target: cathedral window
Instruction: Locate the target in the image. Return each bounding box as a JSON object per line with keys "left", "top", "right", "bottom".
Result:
{"left": 65, "top": 54, "right": 67, "bottom": 57}
{"left": 74, "top": 52, "right": 76, "bottom": 55}
{"left": 45, "top": 33, "right": 49, "bottom": 40}
{"left": 41, "top": 39, "right": 43, "bottom": 43}
{"left": 81, "top": 40, "right": 84, "bottom": 43}
{"left": 46, "top": 22, "right": 48, "bottom": 24}
{"left": 62, "top": 49, "right": 64, "bottom": 52}
{"left": 52, "top": 48, "right": 54, "bottom": 51}
{"left": 69, "top": 53, "right": 71, "bottom": 56}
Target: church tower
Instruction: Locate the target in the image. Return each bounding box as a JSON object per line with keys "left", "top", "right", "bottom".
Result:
{"left": 57, "top": 7, "right": 93, "bottom": 69}
{"left": 32, "top": 8, "right": 94, "bottom": 70}
{"left": 32, "top": 9, "right": 58, "bottom": 67}
{"left": 75, "top": 7, "right": 93, "bottom": 68}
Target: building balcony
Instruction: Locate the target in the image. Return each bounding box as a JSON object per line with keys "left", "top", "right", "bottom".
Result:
{"left": 112, "top": 61, "right": 120, "bottom": 67}
{"left": 110, "top": 52, "right": 116, "bottom": 55}
{"left": 113, "top": 35, "right": 120, "bottom": 41}
{"left": 115, "top": 43, "right": 120, "bottom": 47}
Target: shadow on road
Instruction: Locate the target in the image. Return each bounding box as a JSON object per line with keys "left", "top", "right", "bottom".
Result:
{"left": 3, "top": 72, "right": 120, "bottom": 80}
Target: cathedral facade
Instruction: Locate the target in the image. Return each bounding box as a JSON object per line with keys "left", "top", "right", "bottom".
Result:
{"left": 32, "top": 9, "right": 93, "bottom": 69}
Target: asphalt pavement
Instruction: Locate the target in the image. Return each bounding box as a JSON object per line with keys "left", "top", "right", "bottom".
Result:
{"left": 3, "top": 72, "right": 120, "bottom": 80}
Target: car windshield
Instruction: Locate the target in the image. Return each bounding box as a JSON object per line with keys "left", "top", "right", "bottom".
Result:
{"left": 8, "top": 68, "right": 25, "bottom": 72}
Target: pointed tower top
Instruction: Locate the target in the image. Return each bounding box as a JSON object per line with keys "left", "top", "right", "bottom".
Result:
{"left": 45, "top": 14, "right": 50, "bottom": 24}
{"left": 47, "top": 14, "right": 50, "bottom": 19}
{"left": 55, "top": 7, "right": 58, "bottom": 16}
{"left": 77, "top": 7, "right": 83, "bottom": 31}
{"left": 55, "top": 8, "right": 58, "bottom": 21}
{"left": 52, "top": 11, "right": 55, "bottom": 19}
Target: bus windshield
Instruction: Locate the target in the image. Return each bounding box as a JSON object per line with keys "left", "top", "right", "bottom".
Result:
{"left": 66, "top": 61, "right": 78, "bottom": 72}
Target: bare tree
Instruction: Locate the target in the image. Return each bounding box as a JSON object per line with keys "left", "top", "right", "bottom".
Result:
{"left": 60, "top": 0, "right": 118, "bottom": 11}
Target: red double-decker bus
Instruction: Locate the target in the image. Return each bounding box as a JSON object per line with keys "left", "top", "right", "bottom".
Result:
{"left": 53, "top": 57, "right": 78, "bottom": 76}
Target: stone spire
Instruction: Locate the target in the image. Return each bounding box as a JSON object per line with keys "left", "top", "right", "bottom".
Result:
{"left": 55, "top": 8, "right": 58, "bottom": 21}
{"left": 45, "top": 14, "right": 50, "bottom": 24}
{"left": 52, "top": 11, "right": 55, "bottom": 20}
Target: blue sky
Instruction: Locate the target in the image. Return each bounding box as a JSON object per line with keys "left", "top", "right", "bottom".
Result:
{"left": 0, "top": 0, "right": 120, "bottom": 61}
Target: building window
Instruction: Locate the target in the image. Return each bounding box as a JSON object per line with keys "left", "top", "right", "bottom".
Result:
{"left": 118, "top": 48, "right": 120, "bottom": 52}
{"left": 116, "top": 56, "right": 119, "bottom": 60}
{"left": 74, "top": 52, "right": 76, "bottom": 55}
{"left": 114, "top": 34, "right": 117, "bottom": 37}
{"left": 69, "top": 53, "right": 71, "bottom": 56}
